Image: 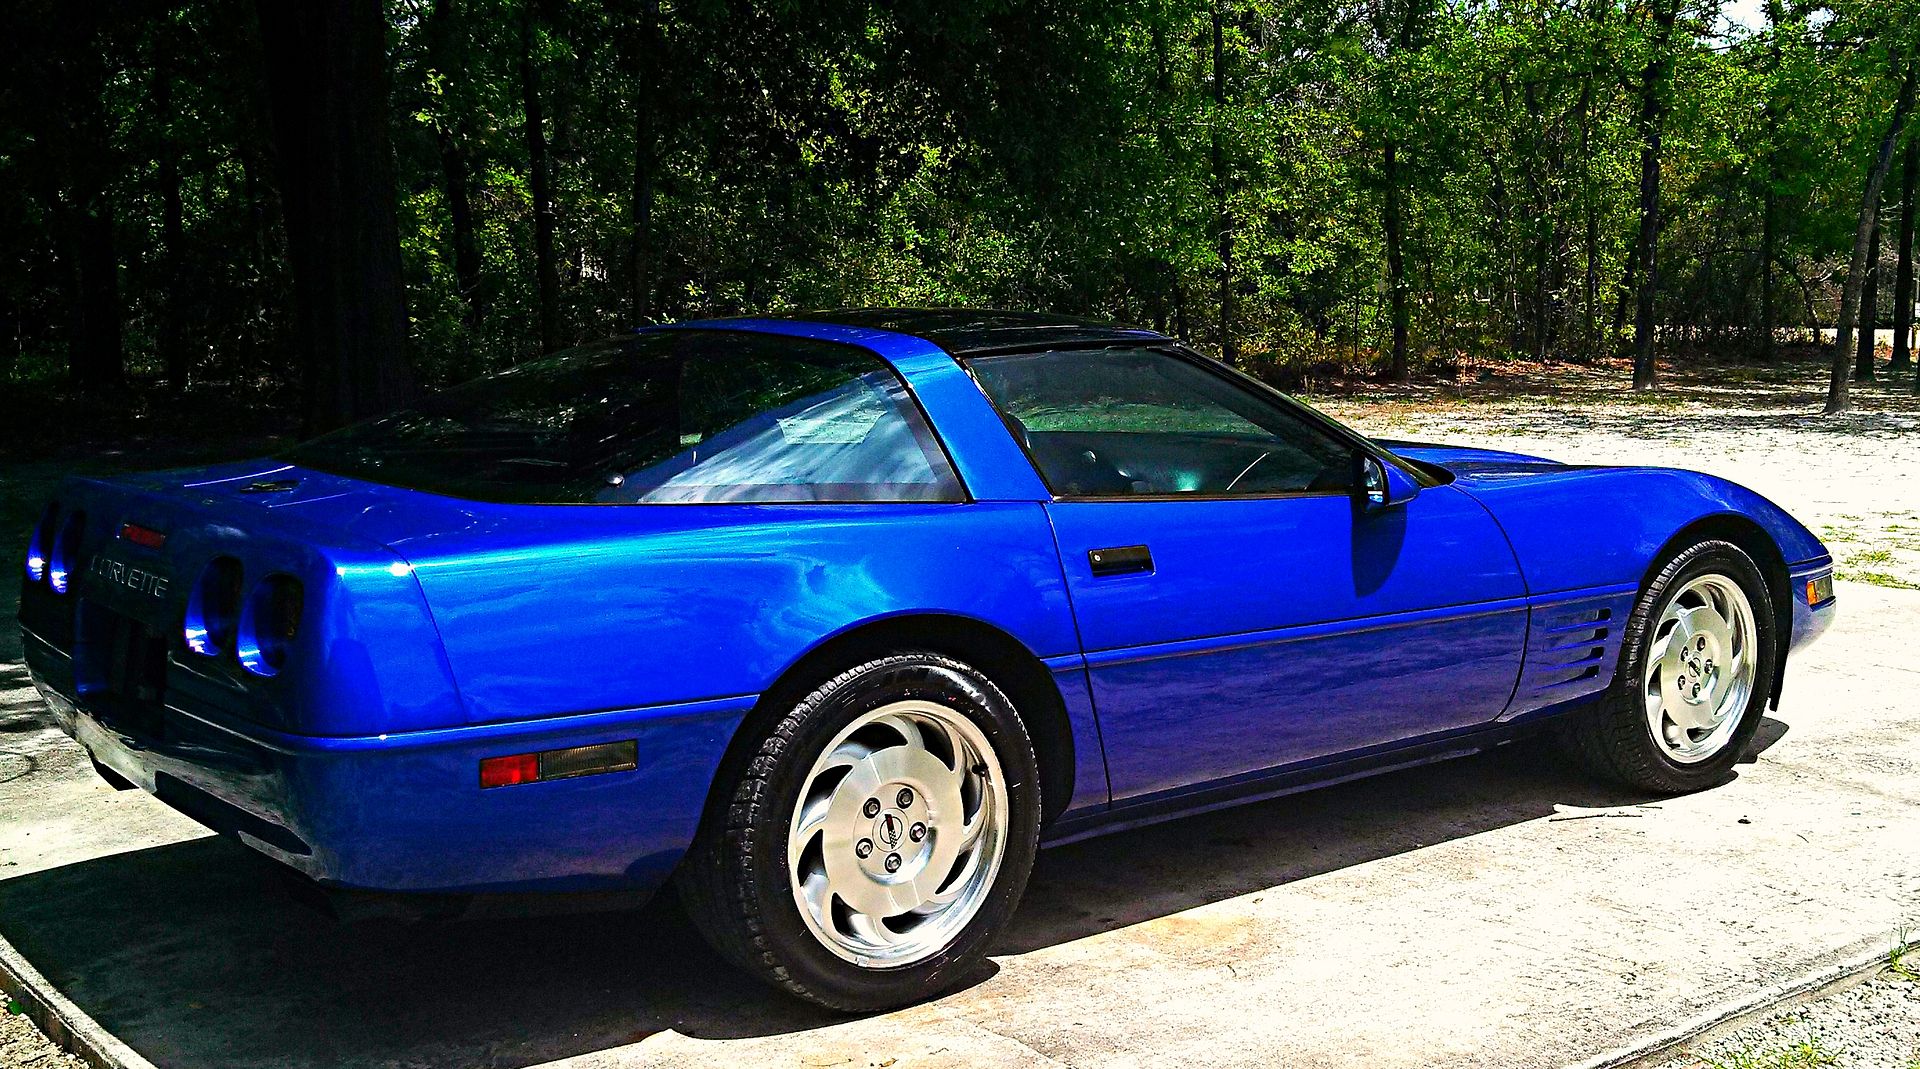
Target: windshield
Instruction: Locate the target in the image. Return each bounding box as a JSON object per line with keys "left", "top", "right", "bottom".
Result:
{"left": 281, "top": 330, "right": 964, "bottom": 504}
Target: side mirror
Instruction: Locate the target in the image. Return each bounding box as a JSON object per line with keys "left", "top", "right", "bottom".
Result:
{"left": 1355, "top": 452, "right": 1419, "bottom": 512}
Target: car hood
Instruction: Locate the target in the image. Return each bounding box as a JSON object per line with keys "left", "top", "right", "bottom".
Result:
{"left": 1376, "top": 440, "right": 1567, "bottom": 480}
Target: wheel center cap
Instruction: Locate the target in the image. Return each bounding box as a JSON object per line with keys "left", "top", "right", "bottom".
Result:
{"left": 875, "top": 810, "right": 905, "bottom": 849}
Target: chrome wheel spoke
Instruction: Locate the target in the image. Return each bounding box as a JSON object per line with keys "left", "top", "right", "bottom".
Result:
{"left": 1641, "top": 572, "right": 1759, "bottom": 764}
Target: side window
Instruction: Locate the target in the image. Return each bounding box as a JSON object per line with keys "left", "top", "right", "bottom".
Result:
{"left": 966, "top": 348, "right": 1355, "bottom": 498}
{"left": 286, "top": 331, "right": 964, "bottom": 504}
{"left": 606, "top": 339, "right": 965, "bottom": 504}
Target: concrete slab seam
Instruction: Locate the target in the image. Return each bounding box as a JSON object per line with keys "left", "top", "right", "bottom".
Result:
{"left": 1565, "top": 934, "right": 1904, "bottom": 1069}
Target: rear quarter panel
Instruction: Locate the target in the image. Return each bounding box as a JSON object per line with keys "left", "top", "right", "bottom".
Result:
{"left": 396, "top": 501, "right": 1081, "bottom": 725}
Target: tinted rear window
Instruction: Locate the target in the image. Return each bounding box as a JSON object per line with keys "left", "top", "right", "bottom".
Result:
{"left": 282, "top": 331, "right": 964, "bottom": 504}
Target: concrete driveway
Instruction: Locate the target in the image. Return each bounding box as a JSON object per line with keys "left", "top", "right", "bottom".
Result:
{"left": 2, "top": 577, "right": 1916, "bottom": 1068}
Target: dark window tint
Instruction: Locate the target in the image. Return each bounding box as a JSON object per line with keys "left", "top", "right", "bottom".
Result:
{"left": 283, "top": 331, "right": 963, "bottom": 504}
{"left": 967, "top": 348, "right": 1354, "bottom": 498}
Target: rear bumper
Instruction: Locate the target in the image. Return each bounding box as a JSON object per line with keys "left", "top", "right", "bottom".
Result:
{"left": 24, "top": 628, "right": 745, "bottom": 894}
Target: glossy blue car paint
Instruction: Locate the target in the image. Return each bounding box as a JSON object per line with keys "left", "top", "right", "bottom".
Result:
{"left": 1046, "top": 485, "right": 1531, "bottom": 802}
{"left": 18, "top": 315, "right": 1838, "bottom": 899}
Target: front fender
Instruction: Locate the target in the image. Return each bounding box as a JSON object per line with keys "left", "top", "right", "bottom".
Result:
{"left": 1452, "top": 466, "right": 1827, "bottom": 595}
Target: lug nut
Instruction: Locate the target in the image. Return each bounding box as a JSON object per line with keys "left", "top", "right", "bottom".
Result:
{"left": 1697, "top": 637, "right": 1707, "bottom": 650}
{"left": 896, "top": 787, "right": 914, "bottom": 808}
{"left": 862, "top": 798, "right": 881, "bottom": 818}
{"left": 909, "top": 821, "right": 927, "bottom": 842}
{"left": 855, "top": 838, "right": 874, "bottom": 858}
{"left": 884, "top": 853, "right": 902, "bottom": 873}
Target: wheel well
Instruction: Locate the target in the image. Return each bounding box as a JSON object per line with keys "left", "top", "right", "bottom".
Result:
{"left": 1645, "top": 514, "right": 1792, "bottom": 707}
{"left": 700, "top": 614, "right": 1077, "bottom": 832}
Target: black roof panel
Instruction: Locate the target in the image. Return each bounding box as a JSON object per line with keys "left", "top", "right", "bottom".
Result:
{"left": 774, "top": 307, "right": 1170, "bottom": 355}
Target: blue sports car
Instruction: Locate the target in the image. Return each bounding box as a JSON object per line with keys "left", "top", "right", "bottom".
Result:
{"left": 20, "top": 310, "right": 1836, "bottom": 1009}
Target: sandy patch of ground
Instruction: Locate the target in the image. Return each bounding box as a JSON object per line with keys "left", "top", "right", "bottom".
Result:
{"left": 1308, "top": 353, "right": 1920, "bottom": 590}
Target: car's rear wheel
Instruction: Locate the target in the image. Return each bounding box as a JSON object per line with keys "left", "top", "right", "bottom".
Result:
{"left": 1559, "top": 539, "right": 1778, "bottom": 794}
{"left": 677, "top": 652, "right": 1041, "bottom": 1011}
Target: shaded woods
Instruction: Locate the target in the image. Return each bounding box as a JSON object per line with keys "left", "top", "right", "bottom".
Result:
{"left": 6, "top": 0, "right": 1920, "bottom": 430}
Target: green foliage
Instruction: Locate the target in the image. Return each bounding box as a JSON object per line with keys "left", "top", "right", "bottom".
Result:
{"left": 6, "top": 0, "right": 1920, "bottom": 397}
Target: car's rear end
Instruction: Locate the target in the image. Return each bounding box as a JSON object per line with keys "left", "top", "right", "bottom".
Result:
{"left": 18, "top": 461, "right": 740, "bottom": 896}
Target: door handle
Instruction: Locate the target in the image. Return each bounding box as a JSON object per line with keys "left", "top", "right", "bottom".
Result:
{"left": 1088, "top": 544, "right": 1153, "bottom": 577}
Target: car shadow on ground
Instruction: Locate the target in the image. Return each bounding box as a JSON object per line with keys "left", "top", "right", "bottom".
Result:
{"left": 0, "top": 722, "right": 1787, "bottom": 1069}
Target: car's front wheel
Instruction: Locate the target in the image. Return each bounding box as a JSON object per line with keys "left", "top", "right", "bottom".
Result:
{"left": 677, "top": 652, "right": 1041, "bottom": 1011}
{"left": 1559, "top": 539, "right": 1778, "bottom": 793}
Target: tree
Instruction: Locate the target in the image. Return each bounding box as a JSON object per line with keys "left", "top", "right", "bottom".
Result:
{"left": 519, "top": 0, "right": 561, "bottom": 355}
{"left": 1855, "top": 210, "right": 1881, "bottom": 380}
{"left": 13, "top": 0, "right": 1920, "bottom": 414}
{"left": 624, "top": 0, "right": 661, "bottom": 325}
{"left": 1630, "top": 0, "right": 1680, "bottom": 391}
{"left": 256, "top": 0, "right": 417, "bottom": 429}
{"left": 1376, "top": 0, "right": 1430, "bottom": 382}
{"left": 1828, "top": 59, "right": 1916, "bottom": 414}
{"left": 1894, "top": 136, "right": 1917, "bottom": 374}
{"left": 420, "top": 0, "right": 487, "bottom": 339}
{"left": 1211, "top": 0, "right": 1236, "bottom": 366}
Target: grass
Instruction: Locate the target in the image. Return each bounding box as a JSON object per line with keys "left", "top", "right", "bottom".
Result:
{"left": 1695, "top": 1036, "right": 1839, "bottom": 1069}
{"left": 1841, "top": 570, "right": 1920, "bottom": 590}
{"left": 1889, "top": 933, "right": 1919, "bottom": 983}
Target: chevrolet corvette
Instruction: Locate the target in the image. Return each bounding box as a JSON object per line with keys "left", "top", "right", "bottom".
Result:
{"left": 19, "top": 310, "right": 1836, "bottom": 1009}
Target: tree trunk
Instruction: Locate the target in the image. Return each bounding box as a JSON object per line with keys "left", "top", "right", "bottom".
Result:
{"left": 256, "top": 0, "right": 417, "bottom": 430}
{"left": 520, "top": 0, "right": 561, "bottom": 355}
{"left": 627, "top": 0, "right": 660, "bottom": 326}
{"left": 1893, "top": 136, "right": 1916, "bottom": 373}
{"left": 440, "top": 136, "right": 484, "bottom": 331}
{"left": 1211, "top": 0, "right": 1236, "bottom": 365}
{"left": 1828, "top": 60, "right": 1916, "bottom": 414}
{"left": 1759, "top": 0, "right": 1783, "bottom": 360}
{"left": 1579, "top": 73, "right": 1599, "bottom": 355}
{"left": 1384, "top": 138, "right": 1409, "bottom": 382}
{"left": 1760, "top": 186, "right": 1775, "bottom": 359}
{"left": 1521, "top": 80, "right": 1552, "bottom": 362}
{"left": 1612, "top": 256, "right": 1634, "bottom": 354}
{"left": 424, "top": 0, "right": 485, "bottom": 335}
{"left": 1855, "top": 211, "right": 1882, "bottom": 380}
{"left": 155, "top": 45, "right": 189, "bottom": 392}
{"left": 61, "top": 40, "right": 123, "bottom": 390}
{"left": 1630, "top": 0, "right": 1678, "bottom": 391}
{"left": 70, "top": 180, "right": 123, "bottom": 389}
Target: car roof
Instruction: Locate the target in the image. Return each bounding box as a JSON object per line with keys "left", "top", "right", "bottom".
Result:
{"left": 761, "top": 308, "right": 1172, "bottom": 356}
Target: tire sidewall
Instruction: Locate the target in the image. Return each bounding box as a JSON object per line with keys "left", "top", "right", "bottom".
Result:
{"left": 746, "top": 655, "right": 1041, "bottom": 1009}
{"left": 1621, "top": 541, "right": 1778, "bottom": 784}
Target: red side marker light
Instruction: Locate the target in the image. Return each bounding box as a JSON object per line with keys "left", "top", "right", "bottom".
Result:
{"left": 479, "top": 741, "right": 638, "bottom": 788}
{"left": 479, "top": 752, "right": 541, "bottom": 789}
{"left": 119, "top": 523, "right": 168, "bottom": 549}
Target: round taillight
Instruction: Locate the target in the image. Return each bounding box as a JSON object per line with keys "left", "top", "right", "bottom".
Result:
{"left": 24, "top": 502, "right": 58, "bottom": 584}
{"left": 47, "top": 510, "right": 86, "bottom": 595}
{"left": 184, "top": 557, "right": 245, "bottom": 656}
{"left": 237, "top": 575, "right": 303, "bottom": 677}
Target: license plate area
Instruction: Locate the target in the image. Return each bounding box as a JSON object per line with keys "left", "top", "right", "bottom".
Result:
{"left": 81, "top": 604, "right": 171, "bottom": 740}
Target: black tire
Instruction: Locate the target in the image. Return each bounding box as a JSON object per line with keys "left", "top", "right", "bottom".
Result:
{"left": 1558, "top": 539, "right": 1778, "bottom": 794}
{"left": 675, "top": 652, "right": 1042, "bottom": 1011}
